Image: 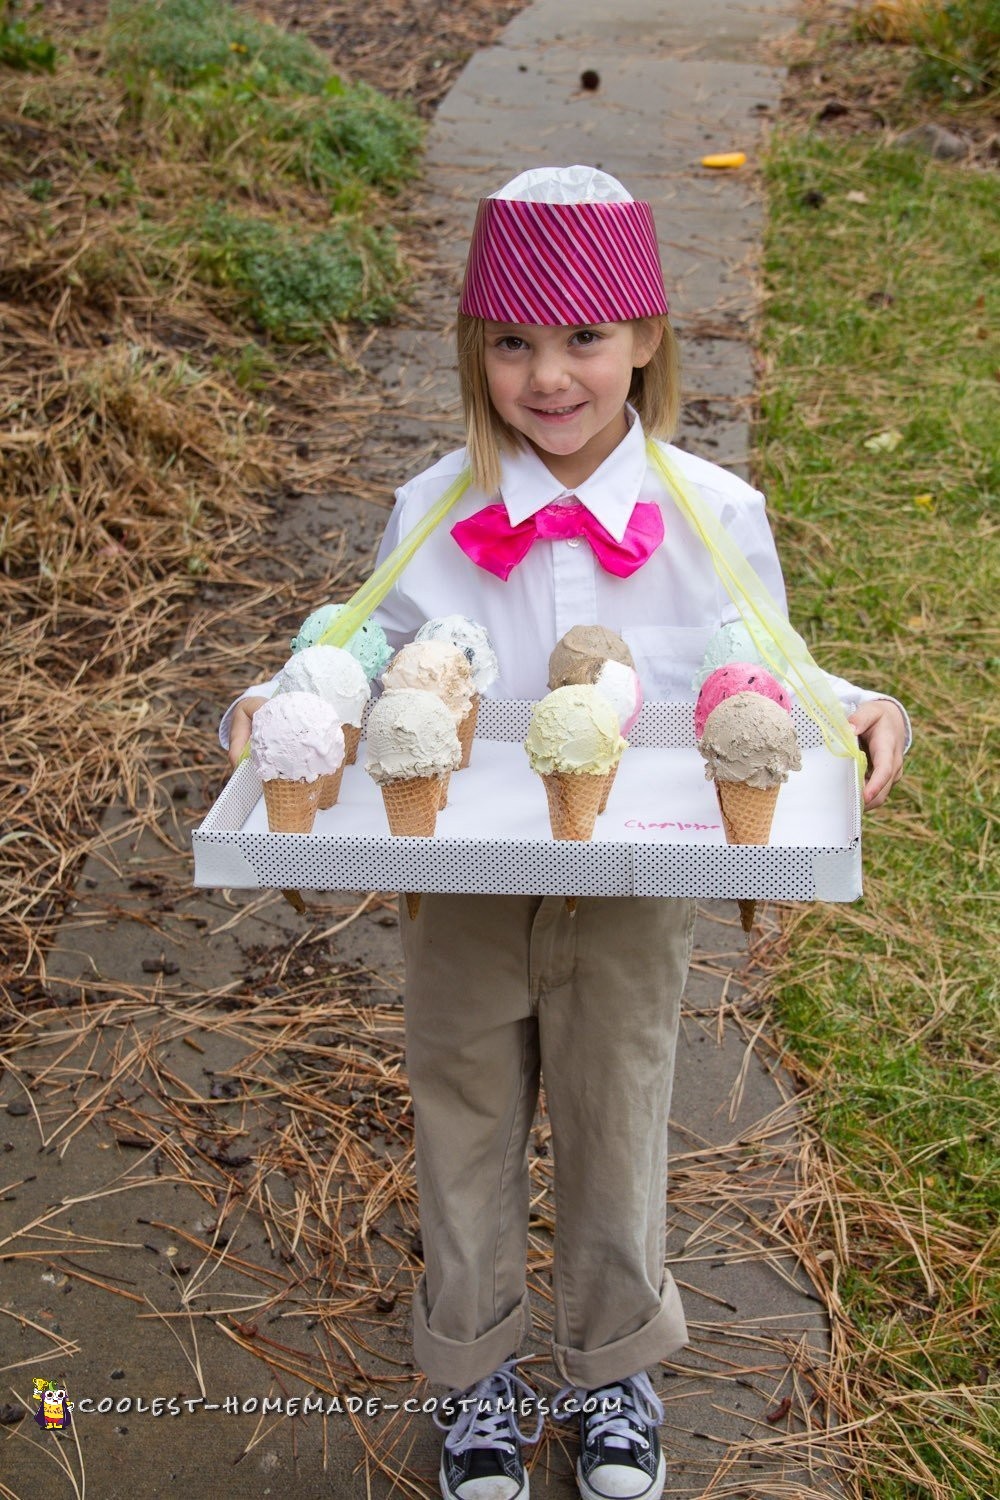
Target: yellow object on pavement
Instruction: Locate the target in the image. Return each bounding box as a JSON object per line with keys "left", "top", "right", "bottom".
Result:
{"left": 701, "top": 151, "right": 747, "bottom": 169}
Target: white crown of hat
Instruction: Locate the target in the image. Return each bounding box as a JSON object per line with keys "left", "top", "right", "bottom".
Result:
{"left": 490, "top": 165, "right": 635, "bottom": 205}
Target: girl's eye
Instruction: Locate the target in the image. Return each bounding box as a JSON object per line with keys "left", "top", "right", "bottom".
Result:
{"left": 571, "top": 329, "right": 601, "bottom": 346}
{"left": 496, "top": 336, "right": 525, "bottom": 351}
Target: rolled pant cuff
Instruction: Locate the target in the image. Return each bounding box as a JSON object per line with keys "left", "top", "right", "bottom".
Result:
{"left": 552, "top": 1276, "right": 688, "bottom": 1389}
{"left": 413, "top": 1282, "right": 532, "bottom": 1390}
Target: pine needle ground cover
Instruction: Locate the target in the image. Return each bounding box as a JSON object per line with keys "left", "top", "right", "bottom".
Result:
{"left": 756, "top": 35, "right": 999, "bottom": 1500}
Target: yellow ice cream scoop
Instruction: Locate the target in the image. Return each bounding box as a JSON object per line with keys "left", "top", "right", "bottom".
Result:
{"left": 525, "top": 686, "right": 625, "bottom": 776}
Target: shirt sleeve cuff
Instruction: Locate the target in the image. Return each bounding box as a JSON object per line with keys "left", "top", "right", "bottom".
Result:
{"left": 853, "top": 690, "right": 913, "bottom": 753}
{"left": 218, "top": 678, "right": 279, "bottom": 750}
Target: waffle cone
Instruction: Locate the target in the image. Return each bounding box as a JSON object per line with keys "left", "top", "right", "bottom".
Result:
{"left": 405, "top": 892, "right": 422, "bottom": 920}
{"left": 380, "top": 775, "right": 442, "bottom": 836}
{"left": 737, "top": 899, "right": 758, "bottom": 934}
{"left": 343, "top": 723, "right": 362, "bottom": 766}
{"left": 598, "top": 760, "right": 620, "bottom": 816}
{"left": 715, "top": 780, "right": 781, "bottom": 846}
{"left": 541, "top": 770, "right": 606, "bottom": 841}
{"left": 715, "top": 780, "right": 782, "bottom": 938}
{"left": 457, "top": 693, "right": 480, "bottom": 769}
{"left": 262, "top": 778, "right": 321, "bottom": 834}
{"left": 316, "top": 765, "right": 345, "bottom": 810}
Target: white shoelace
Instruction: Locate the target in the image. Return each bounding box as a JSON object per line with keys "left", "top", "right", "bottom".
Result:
{"left": 553, "top": 1370, "right": 664, "bottom": 1451}
{"left": 435, "top": 1357, "right": 544, "bottom": 1456}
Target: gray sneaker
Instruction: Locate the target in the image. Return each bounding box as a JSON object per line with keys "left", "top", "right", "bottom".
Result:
{"left": 559, "top": 1371, "right": 666, "bottom": 1500}
{"left": 435, "top": 1357, "right": 542, "bottom": 1500}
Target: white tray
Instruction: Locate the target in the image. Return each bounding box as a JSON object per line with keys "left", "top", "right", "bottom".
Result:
{"left": 192, "top": 701, "right": 862, "bottom": 901}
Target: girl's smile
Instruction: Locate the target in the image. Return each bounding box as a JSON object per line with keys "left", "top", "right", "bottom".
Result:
{"left": 525, "top": 402, "right": 586, "bottom": 422}
{"left": 483, "top": 320, "right": 659, "bottom": 488}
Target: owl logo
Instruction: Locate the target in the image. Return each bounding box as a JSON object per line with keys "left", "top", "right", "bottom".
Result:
{"left": 33, "top": 1378, "right": 73, "bottom": 1431}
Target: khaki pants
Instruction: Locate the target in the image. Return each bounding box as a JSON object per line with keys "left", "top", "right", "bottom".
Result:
{"left": 401, "top": 893, "right": 695, "bottom": 1391}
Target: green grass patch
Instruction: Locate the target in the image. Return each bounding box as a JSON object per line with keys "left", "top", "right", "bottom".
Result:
{"left": 758, "top": 132, "right": 999, "bottom": 1496}
{"left": 910, "top": 0, "right": 1000, "bottom": 99}
{"left": 192, "top": 207, "right": 403, "bottom": 339}
{"left": 1, "top": 2, "right": 423, "bottom": 342}
{"left": 106, "top": 0, "right": 332, "bottom": 94}
{"left": 0, "top": 1, "right": 56, "bottom": 72}
{"left": 856, "top": 0, "right": 1000, "bottom": 102}
{"left": 106, "top": 0, "right": 422, "bottom": 201}
{"left": 98, "top": 0, "right": 422, "bottom": 335}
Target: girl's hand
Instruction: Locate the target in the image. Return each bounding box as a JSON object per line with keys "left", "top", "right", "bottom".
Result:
{"left": 227, "top": 696, "right": 269, "bottom": 770}
{"left": 849, "top": 700, "right": 907, "bottom": 809}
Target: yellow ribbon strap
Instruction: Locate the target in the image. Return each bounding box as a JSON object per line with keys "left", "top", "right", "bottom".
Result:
{"left": 315, "top": 468, "right": 474, "bottom": 648}
{"left": 646, "top": 440, "right": 866, "bottom": 777}
{"left": 254, "top": 446, "right": 861, "bottom": 780}
{"left": 236, "top": 469, "right": 473, "bottom": 765}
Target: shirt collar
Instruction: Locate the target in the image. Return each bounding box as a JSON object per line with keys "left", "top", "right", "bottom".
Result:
{"left": 498, "top": 407, "right": 648, "bottom": 542}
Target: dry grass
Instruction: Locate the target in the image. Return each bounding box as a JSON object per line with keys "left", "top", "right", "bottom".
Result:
{"left": 854, "top": 0, "right": 931, "bottom": 44}
{"left": 772, "top": 0, "right": 1000, "bottom": 154}
{"left": 0, "top": 331, "right": 270, "bottom": 971}
{"left": 0, "top": 169, "right": 278, "bottom": 975}
{"left": 755, "top": 20, "right": 999, "bottom": 1492}
{"left": 744, "top": 949, "right": 998, "bottom": 1498}
{"left": 0, "top": 9, "right": 406, "bottom": 987}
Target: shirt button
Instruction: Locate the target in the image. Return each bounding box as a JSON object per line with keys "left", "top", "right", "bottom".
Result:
{"left": 566, "top": 538, "right": 581, "bottom": 548}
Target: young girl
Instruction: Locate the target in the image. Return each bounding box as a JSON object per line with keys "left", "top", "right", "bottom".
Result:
{"left": 226, "top": 166, "right": 908, "bottom": 1500}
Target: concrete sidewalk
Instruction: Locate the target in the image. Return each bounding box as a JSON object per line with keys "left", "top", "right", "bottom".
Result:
{"left": 2, "top": 2, "right": 848, "bottom": 1496}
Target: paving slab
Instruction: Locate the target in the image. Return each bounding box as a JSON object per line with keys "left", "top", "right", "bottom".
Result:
{"left": 2, "top": 1, "right": 849, "bottom": 1497}
{"left": 500, "top": 0, "right": 797, "bottom": 61}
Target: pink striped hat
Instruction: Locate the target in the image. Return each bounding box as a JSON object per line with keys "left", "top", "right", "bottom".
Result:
{"left": 460, "top": 166, "right": 668, "bottom": 325}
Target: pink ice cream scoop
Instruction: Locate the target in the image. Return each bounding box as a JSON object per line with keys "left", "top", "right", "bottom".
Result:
{"left": 694, "top": 662, "right": 791, "bottom": 739}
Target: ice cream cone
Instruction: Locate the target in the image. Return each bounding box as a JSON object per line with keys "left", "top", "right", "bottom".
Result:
{"left": 316, "top": 765, "right": 346, "bottom": 810}
{"left": 262, "top": 778, "right": 322, "bottom": 834}
{"left": 380, "top": 775, "right": 443, "bottom": 837}
{"left": 737, "top": 899, "right": 757, "bottom": 934}
{"left": 715, "top": 779, "right": 780, "bottom": 845}
{"left": 405, "top": 892, "right": 422, "bottom": 920}
{"left": 457, "top": 693, "right": 480, "bottom": 769}
{"left": 598, "top": 760, "right": 620, "bottom": 815}
{"left": 541, "top": 770, "right": 607, "bottom": 841}
{"left": 714, "top": 780, "right": 781, "bottom": 938}
{"left": 343, "top": 723, "right": 362, "bottom": 766}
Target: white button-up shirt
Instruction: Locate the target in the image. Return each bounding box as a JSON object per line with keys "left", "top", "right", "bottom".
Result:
{"left": 221, "top": 413, "right": 909, "bottom": 741}
{"left": 374, "top": 414, "right": 900, "bottom": 716}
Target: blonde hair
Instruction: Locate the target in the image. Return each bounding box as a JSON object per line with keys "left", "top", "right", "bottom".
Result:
{"left": 457, "top": 314, "right": 680, "bottom": 496}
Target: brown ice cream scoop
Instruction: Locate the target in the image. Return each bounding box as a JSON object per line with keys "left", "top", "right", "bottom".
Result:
{"left": 547, "top": 624, "right": 635, "bottom": 689}
{"left": 697, "top": 692, "right": 801, "bottom": 789}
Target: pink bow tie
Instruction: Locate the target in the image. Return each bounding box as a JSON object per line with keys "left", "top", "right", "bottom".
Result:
{"left": 451, "top": 500, "right": 664, "bottom": 581}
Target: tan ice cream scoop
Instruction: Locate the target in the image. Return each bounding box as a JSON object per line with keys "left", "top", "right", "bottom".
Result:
{"left": 697, "top": 692, "right": 801, "bottom": 788}
{"left": 547, "top": 625, "right": 635, "bottom": 689}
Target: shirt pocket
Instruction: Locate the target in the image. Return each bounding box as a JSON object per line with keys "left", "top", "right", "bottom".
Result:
{"left": 621, "top": 625, "right": 715, "bottom": 700}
